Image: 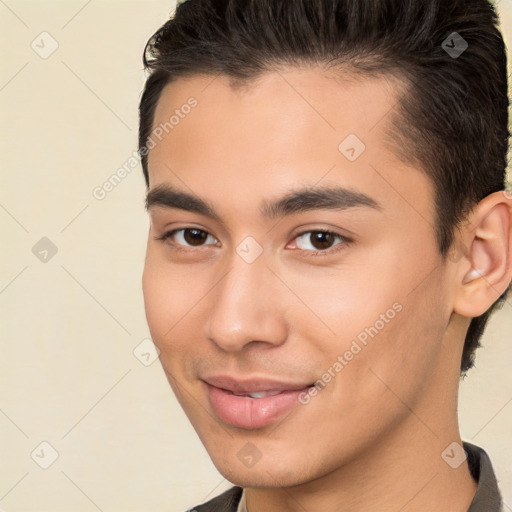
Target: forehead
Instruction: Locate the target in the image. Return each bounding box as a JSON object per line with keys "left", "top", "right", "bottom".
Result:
{"left": 150, "top": 67, "right": 404, "bottom": 161}
{"left": 147, "top": 67, "right": 434, "bottom": 227}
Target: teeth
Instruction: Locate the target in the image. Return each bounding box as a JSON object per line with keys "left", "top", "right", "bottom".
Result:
{"left": 248, "top": 391, "right": 281, "bottom": 398}
{"left": 234, "top": 391, "right": 282, "bottom": 398}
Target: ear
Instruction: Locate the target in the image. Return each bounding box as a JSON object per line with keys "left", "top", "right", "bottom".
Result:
{"left": 453, "top": 190, "right": 512, "bottom": 318}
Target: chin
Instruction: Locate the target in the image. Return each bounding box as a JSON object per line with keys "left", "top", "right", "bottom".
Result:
{"left": 223, "top": 469, "right": 307, "bottom": 488}
{"left": 209, "top": 452, "right": 316, "bottom": 488}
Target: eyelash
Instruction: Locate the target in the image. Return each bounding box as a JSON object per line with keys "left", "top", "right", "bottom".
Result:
{"left": 155, "top": 227, "right": 352, "bottom": 257}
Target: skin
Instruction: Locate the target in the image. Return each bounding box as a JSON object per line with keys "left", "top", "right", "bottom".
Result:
{"left": 141, "top": 66, "right": 512, "bottom": 511}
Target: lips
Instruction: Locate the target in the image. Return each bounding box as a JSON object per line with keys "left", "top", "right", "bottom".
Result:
{"left": 202, "top": 375, "right": 313, "bottom": 394}
{"left": 202, "top": 375, "right": 314, "bottom": 429}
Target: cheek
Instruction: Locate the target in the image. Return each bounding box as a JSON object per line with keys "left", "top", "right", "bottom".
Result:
{"left": 274, "top": 252, "right": 398, "bottom": 345}
{"left": 142, "top": 252, "right": 190, "bottom": 351}
{"left": 341, "top": 270, "right": 449, "bottom": 410}
{"left": 142, "top": 258, "right": 169, "bottom": 338}
{"left": 293, "top": 248, "right": 448, "bottom": 406}
{"left": 142, "top": 251, "right": 215, "bottom": 376}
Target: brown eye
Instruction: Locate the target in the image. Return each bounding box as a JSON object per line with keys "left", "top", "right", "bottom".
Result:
{"left": 157, "top": 228, "right": 218, "bottom": 248}
{"left": 294, "top": 230, "right": 347, "bottom": 253}
{"left": 182, "top": 228, "right": 209, "bottom": 246}
{"left": 310, "top": 231, "right": 336, "bottom": 250}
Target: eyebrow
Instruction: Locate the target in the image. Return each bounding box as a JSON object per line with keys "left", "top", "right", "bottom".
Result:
{"left": 145, "top": 183, "right": 383, "bottom": 220}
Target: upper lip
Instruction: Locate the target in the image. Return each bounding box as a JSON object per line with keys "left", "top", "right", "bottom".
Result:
{"left": 202, "top": 375, "right": 313, "bottom": 394}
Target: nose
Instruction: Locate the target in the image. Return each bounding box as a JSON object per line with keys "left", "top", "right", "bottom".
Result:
{"left": 205, "top": 251, "right": 288, "bottom": 353}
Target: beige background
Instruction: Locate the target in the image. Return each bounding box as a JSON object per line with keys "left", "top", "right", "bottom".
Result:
{"left": 0, "top": 1, "right": 511, "bottom": 511}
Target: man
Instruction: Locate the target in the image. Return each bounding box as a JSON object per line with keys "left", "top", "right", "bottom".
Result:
{"left": 138, "top": 0, "right": 511, "bottom": 510}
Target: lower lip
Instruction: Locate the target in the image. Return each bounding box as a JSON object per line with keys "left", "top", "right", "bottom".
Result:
{"left": 205, "top": 383, "right": 310, "bottom": 429}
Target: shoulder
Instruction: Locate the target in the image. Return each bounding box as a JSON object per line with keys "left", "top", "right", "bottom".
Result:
{"left": 186, "top": 486, "right": 243, "bottom": 512}
{"left": 463, "top": 442, "right": 503, "bottom": 512}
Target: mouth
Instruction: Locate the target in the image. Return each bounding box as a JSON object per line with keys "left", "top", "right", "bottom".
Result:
{"left": 202, "top": 375, "right": 314, "bottom": 394}
{"left": 202, "top": 375, "right": 315, "bottom": 429}
{"left": 224, "top": 389, "right": 284, "bottom": 398}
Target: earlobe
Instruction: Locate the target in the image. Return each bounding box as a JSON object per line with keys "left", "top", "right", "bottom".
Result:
{"left": 453, "top": 191, "right": 512, "bottom": 318}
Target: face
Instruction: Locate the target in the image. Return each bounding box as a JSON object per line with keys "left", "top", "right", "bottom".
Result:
{"left": 142, "top": 67, "right": 457, "bottom": 487}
